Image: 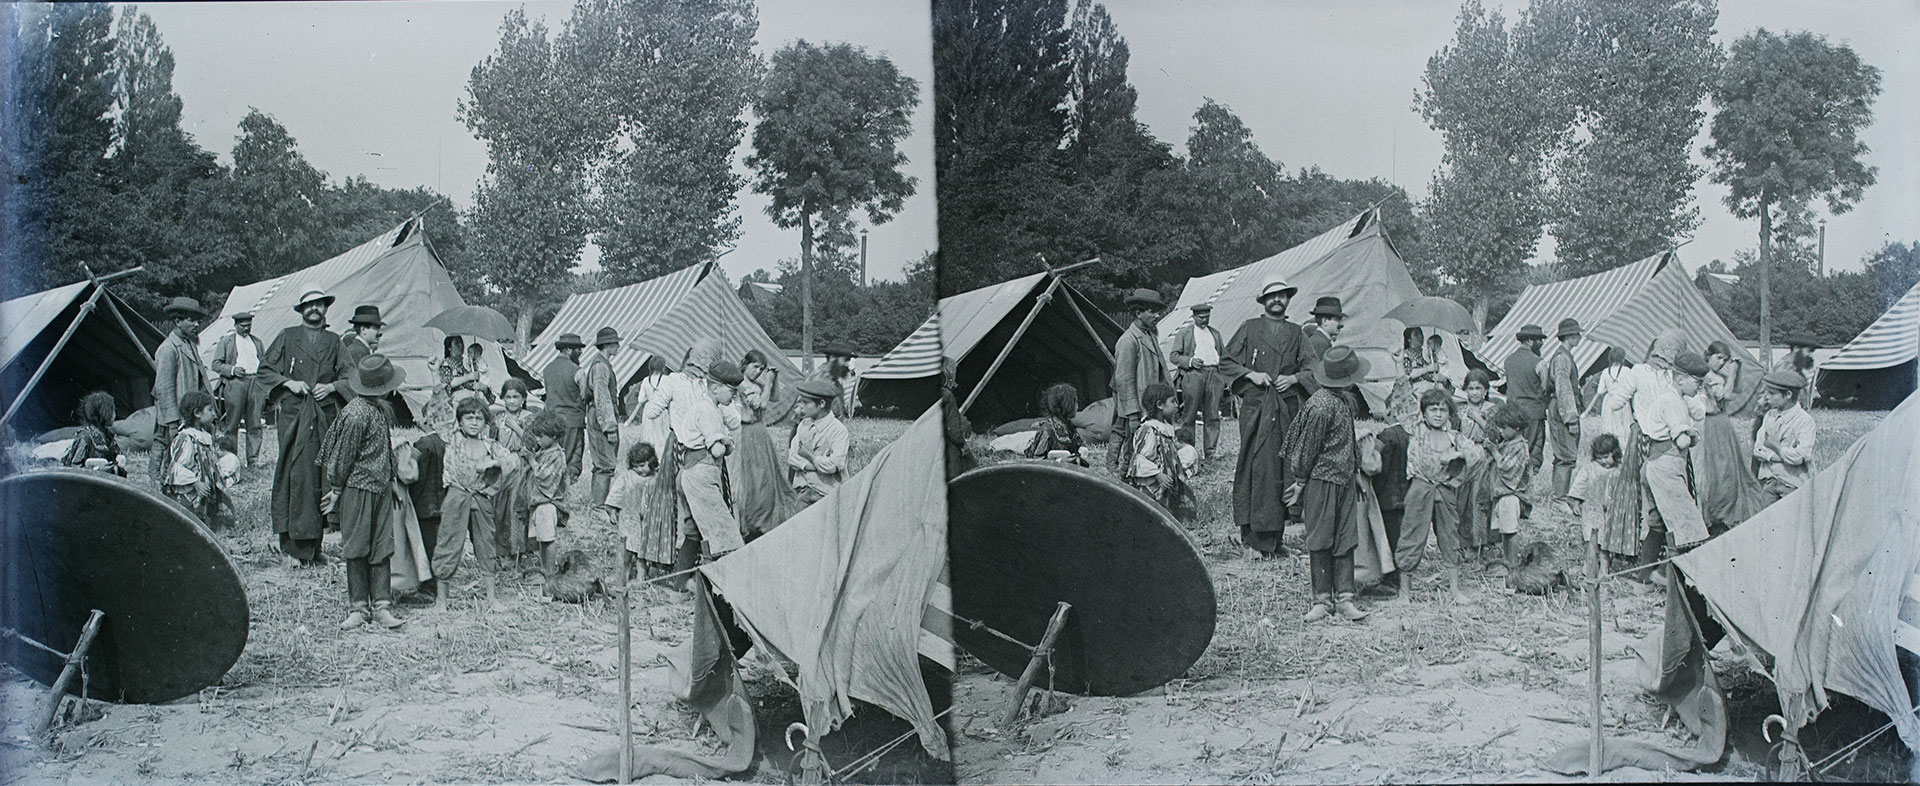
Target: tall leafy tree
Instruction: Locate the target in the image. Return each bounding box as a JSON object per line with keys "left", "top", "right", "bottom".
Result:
{"left": 1179, "top": 99, "right": 1288, "bottom": 273}
{"left": 1534, "top": 0, "right": 1721, "bottom": 276}
{"left": 461, "top": 10, "right": 597, "bottom": 351}
{"left": 1705, "top": 28, "right": 1880, "bottom": 361}
{"left": 747, "top": 40, "right": 919, "bottom": 367}
{"left": 227, "top": 109, "right": 330, "bottom": 280}
{"left": 561, "top": 0, "right": 759, "bottom": 284}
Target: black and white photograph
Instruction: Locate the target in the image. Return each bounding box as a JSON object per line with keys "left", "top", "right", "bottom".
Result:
{"left": 4, "top": 0, "right": 1920, "bottom": 784}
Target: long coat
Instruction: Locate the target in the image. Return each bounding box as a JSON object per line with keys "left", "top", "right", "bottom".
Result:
{"left": 152, "top": 331, "right": 209, "bottom": 426}
{"left": 1217, "top": 315, "right": 1320, "bottom": 553}
{"left": 1112, "top": 322, "right": 1171, "bottom": 419}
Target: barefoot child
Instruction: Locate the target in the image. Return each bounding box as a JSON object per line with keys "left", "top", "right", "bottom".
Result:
{"left": 63, "top": 391, "right": 126, "bottom": 475}
{"left": 494, "top": 378, "right": 537, "bottom": 568}
{"left": 1394, "top": 388, "right": 1473, "bottom": 579}
{"left": 1488, "top": 402, "right": 1533, "bottom": 566}
{"left": 1456, "top": 369, "right": 1501, "bottom": 560}
{"left": 524, "top": 410, "right": 569, "bottom": 578}
{"left": 1568, "top": 434, "right": 1623, "bottom": 576}
{"left": 163, "top": 390, "right": 221, "bottom": 525}
{"left": 316, "top": 355, "right": 407, "bottom": 630}
{"left": 433, "top": 396, "right": 510, "bottom": 612}
{"left": 602, "top": 442, "right": 659, "bottom": 579}
{"left": 1125, "top": 383, "right": 1195, "bottom": 519}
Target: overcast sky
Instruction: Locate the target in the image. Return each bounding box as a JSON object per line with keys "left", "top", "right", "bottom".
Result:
{"left": 135, "top": 0, "right": 935, "bottom": 283}
{"left": 1105, "top": 0, "right": 1917, "bottom": 275}
{"left": 139, "top": 1, "right": 1911, "bottom": 285}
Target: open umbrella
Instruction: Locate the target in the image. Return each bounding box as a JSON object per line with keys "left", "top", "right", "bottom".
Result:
{"left": 423, "top": 304, "right": 514, "bottom": 342}
{"left": 1383, "top": 296, "right": 1476, "bottom": 335}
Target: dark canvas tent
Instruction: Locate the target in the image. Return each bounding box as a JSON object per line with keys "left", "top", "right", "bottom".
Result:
{"left": 199, "top": 217, "right": 504, "bottom": 421}
{"left": 1817, "top": 279, "right": 1920, "bottom": 408}
{"left": 1159, "top": 209, "right": 1427, "bottom": 414}
{"left": 1, "top": 279, "right": 164, "bottom": 434}
{"left": 858, "top": 271, "right": 1121, "bottom": 428}
{"left": 525, "top": 261, "right": 799, "bottom": 402}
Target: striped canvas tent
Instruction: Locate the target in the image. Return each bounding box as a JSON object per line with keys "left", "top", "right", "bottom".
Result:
{"left": 199, "top": 217, "right": 501, "bottom": 422}
{"left": 1817, "top": 279, "right": 1920, "bottom": 408}
{"left": 859, "top": 271, "right": 1122, "bottom": 427}
{"left": 1, "top": 279, "right": 164, "bottom": 431}
{"left": 524, "top": 261, "right": 799, "bottom": 397}
{"left": 1483, "top": 250, "right": 1758, "bottom": 377}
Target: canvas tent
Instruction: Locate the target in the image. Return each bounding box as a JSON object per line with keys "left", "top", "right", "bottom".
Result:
{"left": 1484, "top": 250, "right": 1758, "bottom": 380}
{"left": 1, "top": 278, "right": 165, "bottom": 433}
{"left": 524, "top": 261, "right": 799, "bottom": 402}
{"left": 1158, "top": 208, "right": 1427, "bottom": 414}
{"left": 860, "top": 270, "right": 1122, "bottom": 428}
{"left": 199, "top": 217, "right": 506, "bottom": 421}
{"left": 1817, "top": 279, "right": 1920, "bottom": 408}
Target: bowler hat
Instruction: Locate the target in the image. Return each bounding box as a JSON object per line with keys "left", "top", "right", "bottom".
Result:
{"left": 1258, "top": 279, "right": 1297, "bottom": 302}
{"left": 1673, "top": 351, "right": 1709, "bottom": 378}
{"left": 1556, "top": 318, "right": 1583, "bottom": 339}
{"left": 708, "top": 360, "right": 745, "bottom": 386}
{"left": 796, "top": 378, "right": 841, "bottom": 401}
{"left": 1783, "top": 333, "right": 1820, "bottom": 349}
{"left": 1310, "top": 296, "right": 1346, "bottom": 319}
{"left": 163, "top": 297, "right": 207, "bottom": 318}
{"left": 294, "top": 289, "right": 335, "bottom": 310}
{"left": 349, "top": 305, "right": 384, "bottom": 327}
{"left": 553, "top": 333, "right": 585, "bottom": 349}
{"left": 1763, "top": 369, "right": 1808, "bottom": 391}
{"left": 347, "top": 354, "right": 407, "bottom": 397}
{"left": 1310, "top": 346, "right": 1372, "bottom": 388}
{"left": 1124, "top": 289, "right": 1165, "bottom": 309}
{"left": 1516, "top": 324, "right": 1549, "bottom": 342}
{"left": 594, "top": 327, "right": 622, "bottom": 348}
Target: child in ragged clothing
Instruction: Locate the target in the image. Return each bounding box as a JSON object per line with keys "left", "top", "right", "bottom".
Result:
{"left": 1024, "top": 383, "right": 1089, "bottom": 466}
{"left": 433, "top": 396, "right": 510, "bottom": 612}
{"left": 163, "top": 390, "right": 223, "bottom": 527}
{"left": 1456, "top": 369, "right": 1502, "bottom": 560}
{"left": 602, "top": 442, "right": 659, "bottom": 581}
{"left": 1488, "top": 402, "right": 1534, "bottom": 566}
{"left": 1126, "top": 383, "right": 1196, "bottom": 521}
{"left": 524, "top": 410, "right": 570, "bottom": 579}
{"left": 1567, "top": 434, "right": 1623, "bottom": 576}
{"left": 1394, "top": 388, "right": 1474, "bottom": 580}
{"left": 63, "top": 391, "right": 126, "bottom": 475}
{"left": 494, "top": 378, "right": 538, "bottom": 567}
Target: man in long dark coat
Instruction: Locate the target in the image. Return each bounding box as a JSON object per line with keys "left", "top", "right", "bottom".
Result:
{"left": 258, "top": 289, "right": 353, "bottom": 565}
{"left": 1218, "top": 279, "right": 1319, "bottom": 557}
{"left": 1110, "top": 289, "right": 1171, "bottom": 472}
{"left": 543, "top": 333, "right": 587, "bottom": 479}
{"left": 1504, "top": 324, "right": 1549, "bottom": 477}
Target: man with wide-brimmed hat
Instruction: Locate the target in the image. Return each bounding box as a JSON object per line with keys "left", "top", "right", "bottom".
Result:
{"left": 212, "top": 311, "right": 269, "bottom": 468}
{"left": 1543, "top": 318, "right": 1585, "bottom": 509}
{"left": 1111, "top": 288, "right": 1172, "bottom": 472}
{"left": 1302, "top": 296, "right": 1347, "bottom": 362}
{"left": 542, "top": 333, "right": 588, "bottom": 479}
{"left": 340, "top": 305, "right": 384, "bottom": 367}
{"left": 1218, "top": 278, "right": 1320, "bottom": 557}
{"left": 1753, "top": 369, "right": 1815, "bottom": 504}
{"left": 1283, "top": 346, "right": 1371, "bottom": 622}
{"left": 1504, "top": 324, "right": 1550, "bottom": 479}
{"left": 316, "top": 354, "right": 408, "bottom": 630}
{"left": 577, "top": 327, "right": 623, "bottom": 503}
{"left": 151, "top": 297, "right": 212, "bottom": 482}
{"left": 1168, "top": 303, "right": 1227, "bottom": 458}
{"left": 259, "top": 288, "right": 355, "bottom": 565}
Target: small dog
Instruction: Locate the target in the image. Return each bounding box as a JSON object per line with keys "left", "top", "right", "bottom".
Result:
{"left": 545, "top": 550, "right": 607, "bottom": 603}
{"left": 1507, "top": 541, "right": 1568, "bottom": 595}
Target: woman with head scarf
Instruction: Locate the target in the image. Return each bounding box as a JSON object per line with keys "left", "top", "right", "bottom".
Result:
{"left": 634, "top": 339, "right": 723, "bottom": 587}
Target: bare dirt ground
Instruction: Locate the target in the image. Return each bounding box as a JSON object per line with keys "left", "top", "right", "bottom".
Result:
{"left": 953, "top": 408, "right": 1903, "bottom": 784}
{"left": 2, "top": 416, "right": 941, "bottom": 785}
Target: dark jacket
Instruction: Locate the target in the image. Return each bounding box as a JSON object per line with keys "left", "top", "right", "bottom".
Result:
{"left": 542, "top": 355, "right": 585, "bottom": 427}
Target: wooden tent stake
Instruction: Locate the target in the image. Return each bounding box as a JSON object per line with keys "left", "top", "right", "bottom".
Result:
{"left": 1000, "top": 602, "right": 1072, "bottom": 730}
{"left": 32, "top": 609, "right": 105, "bottom": 736}
{"left": 1588, "top": 538, "right": 1604, "bottom": 777}
{"left": 617, "top": 551, "right": 634, "bottom": 784}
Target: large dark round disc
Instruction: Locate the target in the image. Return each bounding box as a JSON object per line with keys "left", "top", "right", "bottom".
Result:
{"left": 1, "top": 469, "right": 249, "bottom": 703}
{"left": 948, "top": 461, "right": 1215, "bottom": 696}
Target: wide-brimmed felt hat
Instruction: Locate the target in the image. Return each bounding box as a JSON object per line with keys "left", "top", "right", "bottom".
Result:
{"left": 294, "top": 289, "right": 335, "bottom": 310}
{"left": 1763, "top": 369, "right": 1808, "bottom": 391}
{"left": 163, "top": 297, "right": 207, "bottom": 318}
{"left": 1258, "top": 279, "right": 1297, "bottom": 302}
{"left": 348, "top": 354, "right": 407, "bottom": 397}
{"left": 1783, "top": 333, "right": 1820, "bottom": 349}
{"left": 231, "top": 311, "right": 253, "bottom": 323}
{"left": 1310, "top": 345, "right": 1371, "bottom": 388}
{"left": 796, "top": 378, "right": 841, "bottom": 401}
{"left": 1673, "top": 351, "right": 1709, "bottom": 378}
{"left": 593, "top": 327, "right": 622, "bottom": 347}
{"left": 1123, "top": 289, "right": 1165, "bottom": 309}
{"left": 1556, "top": 318, "right": 1583, "bottom": 339}
{"left": 552, "top": 333, "right": 585, "bottom": 349}
{"left": 708, "top": 360, "right": 744, "bottom": 386}
{"left": 1310, "top": 296, "right": 1345, "bottom": 319}
{"left": 349, "top": 305, "right": 384, "bottom": 327}
{"left": 1516, "top": 324, "right": 1548, "bottom": 342}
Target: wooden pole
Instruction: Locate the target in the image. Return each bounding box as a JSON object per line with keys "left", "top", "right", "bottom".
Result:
{"left": 1588, "top": 538, "right": 1604, "bottom": 778}
{"left": 1000, "top": 602, "right": 1072, "bottom": 730}
{"left": 961, "top": 277, "right": 1066, "bottom": 414}
{"left": 36, "top": 609, "right": 105, "bottom": 736}
{"left": 617, "top": 550, "right": 634, "bottom": 784}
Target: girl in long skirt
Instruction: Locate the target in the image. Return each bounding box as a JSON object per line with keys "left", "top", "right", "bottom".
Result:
{"left": 1696, "top": 341, "right": 1767, "bottom": 531}
{"left": 733, "top": 350, "right": 800, "bottom": 539}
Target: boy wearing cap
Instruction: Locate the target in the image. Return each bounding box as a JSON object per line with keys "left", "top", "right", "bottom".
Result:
{"left": 669, "top": 356, "right": 746, "bottom": 560}
{"left": 152, "top": 297, "right": 212, "bottom": 481}
{"left": 1168, "top": 303, "right": 1226, "bottom": 457}
{"left": 1631, "top": 337, "right": 1710, "bottom": 556}
{"left": 261, "top": 289, "right": 355, "bottom": 565}
{"left": 1753, "top": 370, "right": 1815, "bottom": 503}
{"left": 790, "top": 378, "right": 851, "bottom": 505}
{"left": 212, "top": 311, "right": 268, "bottom": 468}
{"left": 1219, "top": 278, "right": 1319, "bottom": 557}
{"left": 1111, "top": 289, "right": 1172, "bottom": 472}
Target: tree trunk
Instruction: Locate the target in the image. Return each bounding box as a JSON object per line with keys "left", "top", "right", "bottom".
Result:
{"left": 1471, "top": 297, "right": 1489, "bottom": 350}
{"left": 1758, "top": 201, "right": 1772, "bottom": 370}
{"left": 801, "top": 209, "right": 814, "bottom": 374}
{"left": 516, "top": 309, "right": 533, "bottom": 360}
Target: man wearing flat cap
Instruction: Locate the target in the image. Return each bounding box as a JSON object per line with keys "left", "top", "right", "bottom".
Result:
{"left": 212, "top": 311, "right": 268, "bottom": 469}
{"left": 1504, "top": 324, "right": 1550, "bottom": 480}
{"left": 260, "top": 289, "right": 355, "bottom": 565}
{"left": 1168, "top": 303, "right": 1226, "bottom": 458}
{"left": 1218, "top": 278, "right": 1320, "bottom": 557}
{"left": 340, "top": 305, "right": 384, "bottom": 367}
{"left": 151, "top": 296, "right": 212, "bottom": 482}
{"left": 1753, "top": 369, "right": 1815, "bottom": 503}
{"left": 577, "top": 327, "right": 623, "bottom": 504}
{"left": 543, "top": 333, "right": 588, "bottom": 480}
{"left": 1543, "top": 318, "right": 1585, "bottom": 509}
{"left": 1111, "top": 288, "right": 1173, "bottom": 473}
